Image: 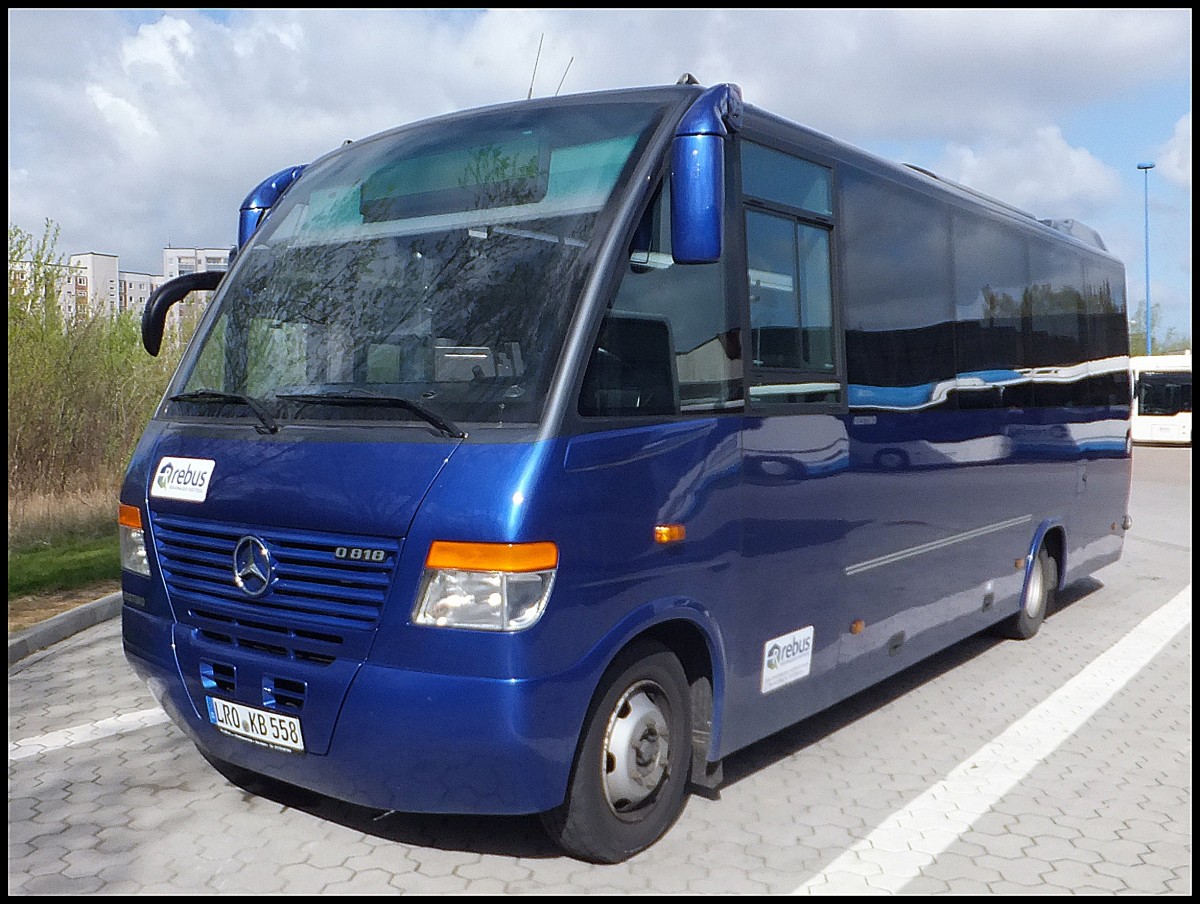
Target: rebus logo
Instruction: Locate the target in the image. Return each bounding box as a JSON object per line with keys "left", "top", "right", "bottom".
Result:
{"left": 761, "top": 625, "right": 815, "bottom": 694}
{"left": 156, "top": 462, "right": 208, "bottom": 490}
{"left": 149, "top": 457, "right": 216, "bottom": 503}
{"left": 766, "top": 634, "right": 812, "bottom": 670}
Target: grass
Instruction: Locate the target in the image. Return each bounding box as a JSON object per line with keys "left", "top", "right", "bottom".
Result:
{"left": 8, "top": 533, "right": 121, "bottom": 598}
{"left": 8, "top": 486, "right": 122, "bottom": 599}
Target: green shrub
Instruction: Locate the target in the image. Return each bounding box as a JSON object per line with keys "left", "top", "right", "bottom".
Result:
{"left": 8, "top": 220, "right": 194, "bottom": 501}
{"left": 8, "top": 220, "right": 202, "bottom": 581}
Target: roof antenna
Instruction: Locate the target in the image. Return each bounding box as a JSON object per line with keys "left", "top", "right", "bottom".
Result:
{"left": 676, "top": 72, "right": 700, "bottom": 85}
{"left": 554, "top": 57, "right": 574, "bottom": 96}
{"left": 527, "top": 33, "right": 544, "bottom": 100}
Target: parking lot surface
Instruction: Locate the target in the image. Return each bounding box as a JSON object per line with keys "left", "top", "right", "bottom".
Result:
{"left": 8, "top": 446, "right": 1191, "bottom": 894}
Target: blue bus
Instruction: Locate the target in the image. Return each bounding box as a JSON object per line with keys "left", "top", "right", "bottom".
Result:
{"left": 121, "top": 78, "right": 1133, "bottom": 862}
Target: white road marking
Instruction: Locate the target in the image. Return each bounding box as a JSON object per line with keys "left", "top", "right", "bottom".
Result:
{"left": 8, "top": 707, "right": 170, "bottom": 762}
{"left": 792, "top": 585, "right": 1192, "bottom": 895}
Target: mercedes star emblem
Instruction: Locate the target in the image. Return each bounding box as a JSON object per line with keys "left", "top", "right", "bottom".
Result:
{"left": 232, "top": 535, "right": 274, "bottom": 597}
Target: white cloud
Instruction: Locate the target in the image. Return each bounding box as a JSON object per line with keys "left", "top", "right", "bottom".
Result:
{"left": 119, "top": 15, "right": 196, "bottom": 86}
{"left": 6, "top": 7, "right": 1191, "bottom": 337}
{"left": 1158, "top": 113, "right": 1192, "bottom": 190}
{"left": 230, "top": 20, "right": 305, "bottom": 59}
{"left": 85, "top": 85, "right": 158, "bottom": 140}
{"left": 938, "top": 127, "right": 1121, "bottom": 216}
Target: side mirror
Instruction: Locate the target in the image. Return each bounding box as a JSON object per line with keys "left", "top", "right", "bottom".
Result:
{"left": 142, "top": 270, "right": 223, "bottom": 356}
{"left": 670, "top": 134, "right": 725, "bottom": 263}
{"left": 669, "top": 83, "right": 742, "bottom": 264}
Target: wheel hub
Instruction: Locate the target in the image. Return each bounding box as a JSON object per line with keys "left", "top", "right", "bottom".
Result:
{"left": 1026, "top": 559, "right": 1045, "bottom": 619}
{"left": 602, "top": 681, "right": 671, "bottom": 813}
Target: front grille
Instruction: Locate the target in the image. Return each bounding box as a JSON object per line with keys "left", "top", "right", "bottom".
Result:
{"left": 152, "top": 513, "right": 401, "bottom": 662}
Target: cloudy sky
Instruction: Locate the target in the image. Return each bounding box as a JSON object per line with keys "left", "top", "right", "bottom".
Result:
{"left": 7, "top": 8, "right": 1193, "bottom": 340}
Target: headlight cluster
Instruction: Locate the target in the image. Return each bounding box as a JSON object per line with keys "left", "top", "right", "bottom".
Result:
{"left": 413, "top": 541, "right": 557, "bottom": 632}
{"left": 118, "top": 503, "right": 151, "bottom": 577}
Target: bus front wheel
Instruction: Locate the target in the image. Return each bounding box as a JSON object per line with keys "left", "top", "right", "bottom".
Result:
{"left": 540, "top": 640, "right": 692, "bottom": 863}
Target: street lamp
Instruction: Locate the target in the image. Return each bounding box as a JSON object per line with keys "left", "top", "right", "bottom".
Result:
{"left": 1137, "top": 161, "right": 1155, "bottom": 356}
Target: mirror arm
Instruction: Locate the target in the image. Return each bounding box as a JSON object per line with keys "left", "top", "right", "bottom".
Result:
{"left": 141, "top": 270, "right": 223, "bottom": 356}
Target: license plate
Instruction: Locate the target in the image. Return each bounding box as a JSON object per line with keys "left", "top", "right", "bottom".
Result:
{"left": 206, "top": 697, "right": 305, "bottom": 753}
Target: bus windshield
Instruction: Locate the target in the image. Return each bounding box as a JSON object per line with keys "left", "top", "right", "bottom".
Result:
{"left": 171, "top": 99, "right": 670, "bottom": 427}
{"left": 1137, "top": 371, "right": 1192, "bottom": 416}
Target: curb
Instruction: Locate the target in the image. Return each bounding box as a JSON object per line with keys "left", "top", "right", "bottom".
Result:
{"left": 8, "top": 591, "right": 123, "bottom": 666}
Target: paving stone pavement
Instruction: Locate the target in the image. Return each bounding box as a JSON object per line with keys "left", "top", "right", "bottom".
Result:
{"left": 8, "top": 447, "right": 1192, "bottom": 894}
{"left": 8, "top": 575, "right": 1190, "bottom": 895}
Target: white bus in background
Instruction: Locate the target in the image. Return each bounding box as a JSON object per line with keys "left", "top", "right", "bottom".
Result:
{"left": 1130, "top": 353, "right": 1192, "bottom": 445}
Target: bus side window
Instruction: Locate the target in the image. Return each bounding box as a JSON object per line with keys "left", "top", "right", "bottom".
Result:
{"left": 740, "top": 141, "right": 840, "bottom": 407}
{"left": 746, "top": 211, "right": 834, "bottom": 374}
{"left": 579, "top": 183, "right": 742, "bottom": 418}
{"left": 580, "top": 313, "right": 678, "bottom": 416}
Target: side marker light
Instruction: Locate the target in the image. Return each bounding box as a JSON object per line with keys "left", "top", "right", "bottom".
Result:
{"left": 654, "top": 524, "right": 686, "bottom": 544}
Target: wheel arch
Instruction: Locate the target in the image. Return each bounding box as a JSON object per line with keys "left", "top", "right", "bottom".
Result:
{"left": 539, "top": 600, "right": 729, "bottom": 861}
{"left": 584, "top": 601, "right": 729, "bottom": 766}
{"left": 1026, "top": 519, "right": 1065, "bottom": 596}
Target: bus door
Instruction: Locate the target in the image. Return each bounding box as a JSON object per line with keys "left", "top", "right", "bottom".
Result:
{"left": 716, "top": 138, "right": 854, "bottom": 751}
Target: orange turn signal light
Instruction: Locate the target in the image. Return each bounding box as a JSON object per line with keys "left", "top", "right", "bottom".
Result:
{"left": 654, "top": 524, "right": 686, "bottom": 545}
{"left": 118, "top": 503, "right": 142, "bottom": 530}
{"left": 425, "top": 540, "right": 559, "bottom": 573}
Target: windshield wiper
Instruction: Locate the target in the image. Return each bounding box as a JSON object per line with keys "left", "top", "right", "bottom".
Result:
{"left": 168, "top": 390, "right": 280, "bottom": 435}
{"left": 278, "top": 391, "right": 467, "bottom": 439}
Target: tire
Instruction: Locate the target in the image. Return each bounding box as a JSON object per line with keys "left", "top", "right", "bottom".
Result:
{"left": 995, "top": 545, "right": 1057, "bottom": 640}
{"left": 540, "top": 640, "right": 692, "bottom": 863}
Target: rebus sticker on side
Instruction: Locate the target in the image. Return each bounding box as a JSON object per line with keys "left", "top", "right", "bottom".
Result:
{"left": 150, "top": 457, "right": 215, "bottom": 503}
{"left": 761, "top": 626, "right": 814, "bottom": 693}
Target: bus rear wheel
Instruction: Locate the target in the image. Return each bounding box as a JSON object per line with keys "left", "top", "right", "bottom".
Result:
{"left": 995, "top": 545, "right": 1057, "bottom": 640}
{"left": 540, "top": 640, "right": 692, "bottom": 863}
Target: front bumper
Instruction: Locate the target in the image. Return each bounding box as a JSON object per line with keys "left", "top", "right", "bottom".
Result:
{"left": 123, "top": 604, "right": 582, "bottom": 815}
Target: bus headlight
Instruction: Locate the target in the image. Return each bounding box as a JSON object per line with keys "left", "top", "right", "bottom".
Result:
{"left": 119, "top": 503, "right": 151, "bottom": 577}
{"left": 413, "top": 541, "right": 557, "bottom": 631}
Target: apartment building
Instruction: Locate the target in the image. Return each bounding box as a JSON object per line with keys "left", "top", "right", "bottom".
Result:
{"left": 65, "top": 252, "right": 120, "bottom": 317}
{"left": 120, "top": 270, "right": 163, "bottom": 317}
{"left": 163, "top": 246, "right": 230, "bottom": 279}
{"left": 11, "top": 246, "right": 227, "bottom": 323}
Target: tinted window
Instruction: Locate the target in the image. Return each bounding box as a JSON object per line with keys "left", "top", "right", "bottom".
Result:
{"left": 1083, "top": 258, "right": 1130, "bottom": 407}
{"left": 841, "top": 169, "right": 955, "bottom": 411}
{"left": 951, "top": 212, "right": 1030, "bottom": 409}
{"left": 1029, "top": 240, "right": 1087, "bottom": 406}
{"left": 1138, "top": 372, "right": 1191, "bottom": 415}
{"left": 741, "top": 142, "right": 831, "bottom": 215}
{"left": 742, "top": 142, "right": 838, "bottom": 407}
{"left": 746, "top": 211, "right": 835, "bottom": 374}
{"left": 579, "top": 183, "right": 740, "bottom": 417}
